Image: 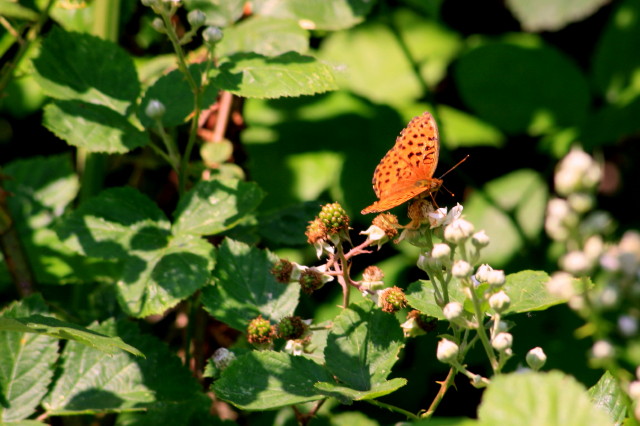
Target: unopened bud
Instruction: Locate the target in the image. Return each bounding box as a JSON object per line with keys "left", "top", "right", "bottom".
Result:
{"left": 145, "top": 99, "right": 166, "bottom": 119}
{"left": 491, "top": 332, "right": 513, "bottom": 351}
{"left": 489, "top": 291, "right": 510, "bottom": 313}
{"left": 203, "top": 26, "right": 223, "bottom": 44}
{"left": 437, "top": 338, "right": 459, "bottom": 363}
{"left": 526, "top": 347, "right": 547, "bottom": 371}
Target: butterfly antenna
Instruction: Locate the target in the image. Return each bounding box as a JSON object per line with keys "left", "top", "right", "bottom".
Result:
{"left": 440, "top": 184, "right": 455, "bottom": 197}
{"left": 438, "top": 154, "right": 470, "bottom": 180}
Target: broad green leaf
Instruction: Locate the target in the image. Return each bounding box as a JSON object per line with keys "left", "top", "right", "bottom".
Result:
{"left": 0, "top": 1, "right": 39, "bottom": 21}
{"left": 201, "top": 239, "right": 299, "bottom": 331}
{"left": 138, "top": 63, "right": 219, "bottom": 129}
{"left": 43, "top": 320, "right": 211, "bottom": 423}
{"left": 172, "top": 179, "right": 265, "bottom": 236}
{"left": 32, "top": 28, "right": 139, "bottom": 114}
{"left": 57, "top": 187, "right": 171, "bottom": 259}
{"left": 438, "top": 105, "right": 505, "bottom": 149}
{"left": 0, "top": 315, "right": 142, "bottom": 356}
{"left": 455, "top": 38, "right": 590, "bottom": 135}
{"left": 3, "top": 155, "right": 119, "bottom": 284}
{"left": 212, "top": 52, "right": 337, "bottom": 98}
{"left": 314, "top": 378, "right": 407, "bottom": 403}
{"left": 406, "top": 279, "right": 465, "bottom": 320}
{"left": 258, "top": 202, "right": 322, "bottom": 246}
{"left": 325, "top": 300, "right": 404, "bottom": 390}
{"left": 286, "top": 151, "right": 344, "bottom": 201}
{"left": 319, "top": 21, "right": 423, "bottom": 105}
{"left": 505, "top": 0, "right": 609, "bottom": 32}
{"left": 592, "top": 0, "right": 640, "bottom": 102}
{"left": 184, "top": 0, "right": 244, "bottom": 27}
{"left": 478, "top": 371, "right": 613, "bottom": 426}
{"left": 464, "top": 169, "right": 548, "bottom": 267}
{"left": 579, "top": 97, "right": 640, "bottom": 149}
{"left": 212, "top": 351, "right": 333, "bottom": 410}
{"left": 252, "top": 0, "right": 374, "bottom": 30}
{"left": 499, "top": 270, "right": 565, "bottom": 315}
{"left": 43, "top": 100, "right": 149, "bottom": 153}
{"left": 588, "top": 371, "right": 627, "bottom": 425}
{"left": 0, "top": 295, "right": 58, "bottom": 423}
{"left": 218, "top": 16, "right": 309, "bottom": 57}
{"left": 116, "top": 233, "right": 215, "bottom": 317}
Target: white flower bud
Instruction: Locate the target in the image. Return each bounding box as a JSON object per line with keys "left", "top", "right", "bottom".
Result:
{"left": 546, "top": 271, "right": 574, "bottom": 299}
{"left": 471, "top": 230, "right": 490, "bottom": 248}
{"left": 491, "top": 332, "right": 513, "bottom": 351}
{"left": 591, "top": 340, "right": 614, "bottom": 360}
{"left": 187, "top": 9, "right": 207, "bottom": 28}
{"left": 428, "top": 207, "right": 449, "bottom": 228}
{"left": 560, "top": 250, "right": 591, "bottom": 276}
{"left": 489, "top": 291, "right": 510, "bottom": 313}
{"left": 432, "top": 243, "right": 451, "bottom": 260}
{"left": 284, "top": 339, "right": 304, "bottom": 356}
{"left": 437, "top": 339, "right": 459, "bottom": 363}
{"left": 629, "top": 381, "right": 640, "bottom": 401}
{"left": 618, "top": 315, "right": 638, "bottom": 337}
{"left": 145, "top": 99, "right": 166, "bottom": 119}
{"left": 526, "top": 347, "right": 547, "bottom": 371}
{"left": 474, "top": 264, "right": 493, "bottom": 283}
{"left": 443, "top": 302, "right": 463, "bottom": 320}
{"left": 151, "top": 17, "right": 165, "bottom": 32}
{"left": 486, "top": 269, "right": 506, "bottom": 286}
{"left": 583, "top": 235, "right": 604, "bottom": 262}
{"left": 212, "top": 348, "right": 236, "bottom": 371}
{"left": 203, "top": 26, "right": 223, "bottom": 44}
{"left": 360, "top": 225, "right": 386, "bottom": 242}
{"left": 545, "top": 198, "right": 577, "bottom": 241}
{"left": 452, "top": 260, "right": 472, "bottom": 278}
{"left": 444, "top": 219, "right": 475, "bottom": 243}
{"left": 496, "top": 320, "right": 509, "bottom": 333}
{"left": 554, "top": 148, "right": 601, "bottom": 195}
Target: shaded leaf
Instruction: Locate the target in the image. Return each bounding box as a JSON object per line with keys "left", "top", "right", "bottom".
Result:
{"left": 212, "top": 52, "right": 337, "bottom": 98}
{"left": 252, "top": 0, "right": 374, "bottom": 30}
{"left": 505, "top": 0, "right": 609, "bottom": 32}
{"left": 184, "top": 0, "right": 244, "bottom": 27}
{"left": 218, "top": 16, "right": 309, "bottom": 57}
{"left": 201, "top": 239, "right": 299, "bottom": 331}
{"left": 588, "top": 371, "right": 628, "bottom": 425}
{"left": 32, "top": 28, "right": 139, "bottom": 114}
{"left": 314, "top": 378, "right": 407, "bottom": 403}
{"left": 172, "top": 179, "right": 265, "bottom": 237}
{"left": 212, "top": 351, "right": 333, "bottom": 410}
{"left": 43, "top": 101, "right": 149, "bottom": 154}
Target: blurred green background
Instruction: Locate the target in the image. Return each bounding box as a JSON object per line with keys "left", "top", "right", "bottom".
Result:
{"left": 1, "top": 0, "right": 639, "bottom": 422}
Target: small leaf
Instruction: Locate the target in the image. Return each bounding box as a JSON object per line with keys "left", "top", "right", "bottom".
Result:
{"left": 184, "top": 0, "right": 244, "bottom": 27}
{"left": 478, "top": 371, "right": 613, "bottom": 426}
{"left": 42, "top": 320, "right": 211, "bottom": 423}
{"left": 438, "top": 105, "right": 505, "bottom": 149}
{"left": 43, "top": 100, "right": 149, "bottom": 154}
{"left": 212, "top": 351, "right": 333, "bottom": 410}
{"left": 505, "top": 0, "right": 609, "bottom": 32}
{"left": 499, "top": 270, "right": 565, "bottom": 315}
{"left": 201, "top": 239, "right": 299, "bottom": 331}
{"left": 172, "top": 179, "right": 265, "bottom": 237}
{"left": 139, "top": 63, "right": 219, "bottom": 129}
{"left": 211, "top": 52, "right": 337, "bottom": 98}
{"left": 0, "top": 315, "right": 142, "bottom": 357}
{"left": 286, "top": 151, "right": 344, "bottom": 201}
{"left": 252, "top": 0, "right": 374, "bottom": 30}
{"left": 325, "top": 300, "right": 404, "bottom": 390}
{"left": 218, "top": 16, "right": 309, "bottom": 57}
{"left": 455, "top": 38, "right": 590, "bottom": 135}
{"left": 588, "top": 371, "right": 628, "bottom": 425}
{"left": 32, "top": 28, "right": 139, "bottom": 114}
{"left": 0, "top": 295, "right": 59, "bottom": 422}
{"left": 314, "top": 378, "right": 407, "bottom": 403}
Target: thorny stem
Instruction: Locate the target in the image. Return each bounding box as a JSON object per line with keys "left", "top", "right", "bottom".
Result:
{"left": 365, "top": 399, "right": 420, "bottom": 421}
{"left": 292, "top": 398, "right": 327, "bottom": 425}
{"left": 421, "top": 367, "right": 456, "bottom": 418}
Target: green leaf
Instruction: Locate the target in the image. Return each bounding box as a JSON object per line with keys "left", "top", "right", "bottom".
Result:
{"left": 258, "top": 202, "right": 321, "bottom": 246}
{"left": 252, "top": 0, "right": 374, "bottom": 30}
{"left": 42, "top": 320, "right": 211, "bottom": 422}
{"left": 498, "top": 270, "right": 566, "bottom": 315}
{"left": 172, "top": 179, "right": 265, "bottom": 237}
{"left": 505, "top": 0, "right": 609, "bottom": 32}
{"left": 3, "top": 155, "right": 119, "bottom": 284}
{"left": 212, "top": 351, "right": 333, "bottom": 410}
{"left": 438, "top": 105, "right": 505, "bottom": 149}
{"left": 455, "top": 38, "right": 590, "bottom": 135}
{"left": 57, "top": 187, "right": 171, "bottom": 259}
{"left": 184, "top": 0, "right": 244, "bottom": 27}
{"left": 201, "top": 239, "right": 299, "bottom": 331}
{"left": 464, "top": 169, "right": 548, "bottom": 267}
{"left": 406, "top": 279, "right": 465, "bottom": 320}
{"left": 211, "top": 52, "right": 337, "bottom": 98}
{"left": 319, "top": 21, "right": 424, "bottom": 105}
{"left": 314, "top": 378, "right": 407, "bottom": 403}
{"left": 116, "top": 233, "right": 215, "bottom": 317}
{"left": 0, "top": 315, "right": 142, "bottom": 357}
{"left": 218, "top": 16, "right": 309, "bottom": 57}
{"left": 592, "top": 0, "right": 640, "bottom": 102}
{"left": 478, "top": 371, "right": 613, "bottom": 426}
{"left": 324, "top": 300, "right": 404, "bottom": 390}
{"left": 43, "top": 101, "right": 149, "bottom": 153}
{"left": 286, "top": 151, "right": 344, "bottom": 201}
{"left": 588, "top": 371, "right": 628, "bottom": 425}
{"left": 139, "top": 63, "right": 219, "bottom": 129}
{"left": 0, "top": 295, "right": 59, "bottom": 423}
{"left": 579, "top": 97, "right": 640, "bottom": 149}
{"left": 32, "top": 28, "right": 139, "bottom": 114}
{"left": 0, "top": 1, "right": 39, "bottom": 20}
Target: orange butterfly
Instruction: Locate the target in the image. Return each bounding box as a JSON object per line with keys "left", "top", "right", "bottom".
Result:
{"left": 361, "top": 112, "right": 442, "bottom": 214}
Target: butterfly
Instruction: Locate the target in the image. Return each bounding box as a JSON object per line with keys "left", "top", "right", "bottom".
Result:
{"left": 361, "top": 112, "right": 442, "bottom": 214}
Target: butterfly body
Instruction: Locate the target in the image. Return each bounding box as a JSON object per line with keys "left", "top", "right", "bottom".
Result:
{"left": 361, "top": 112, "right": 441, "bottom": 214}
